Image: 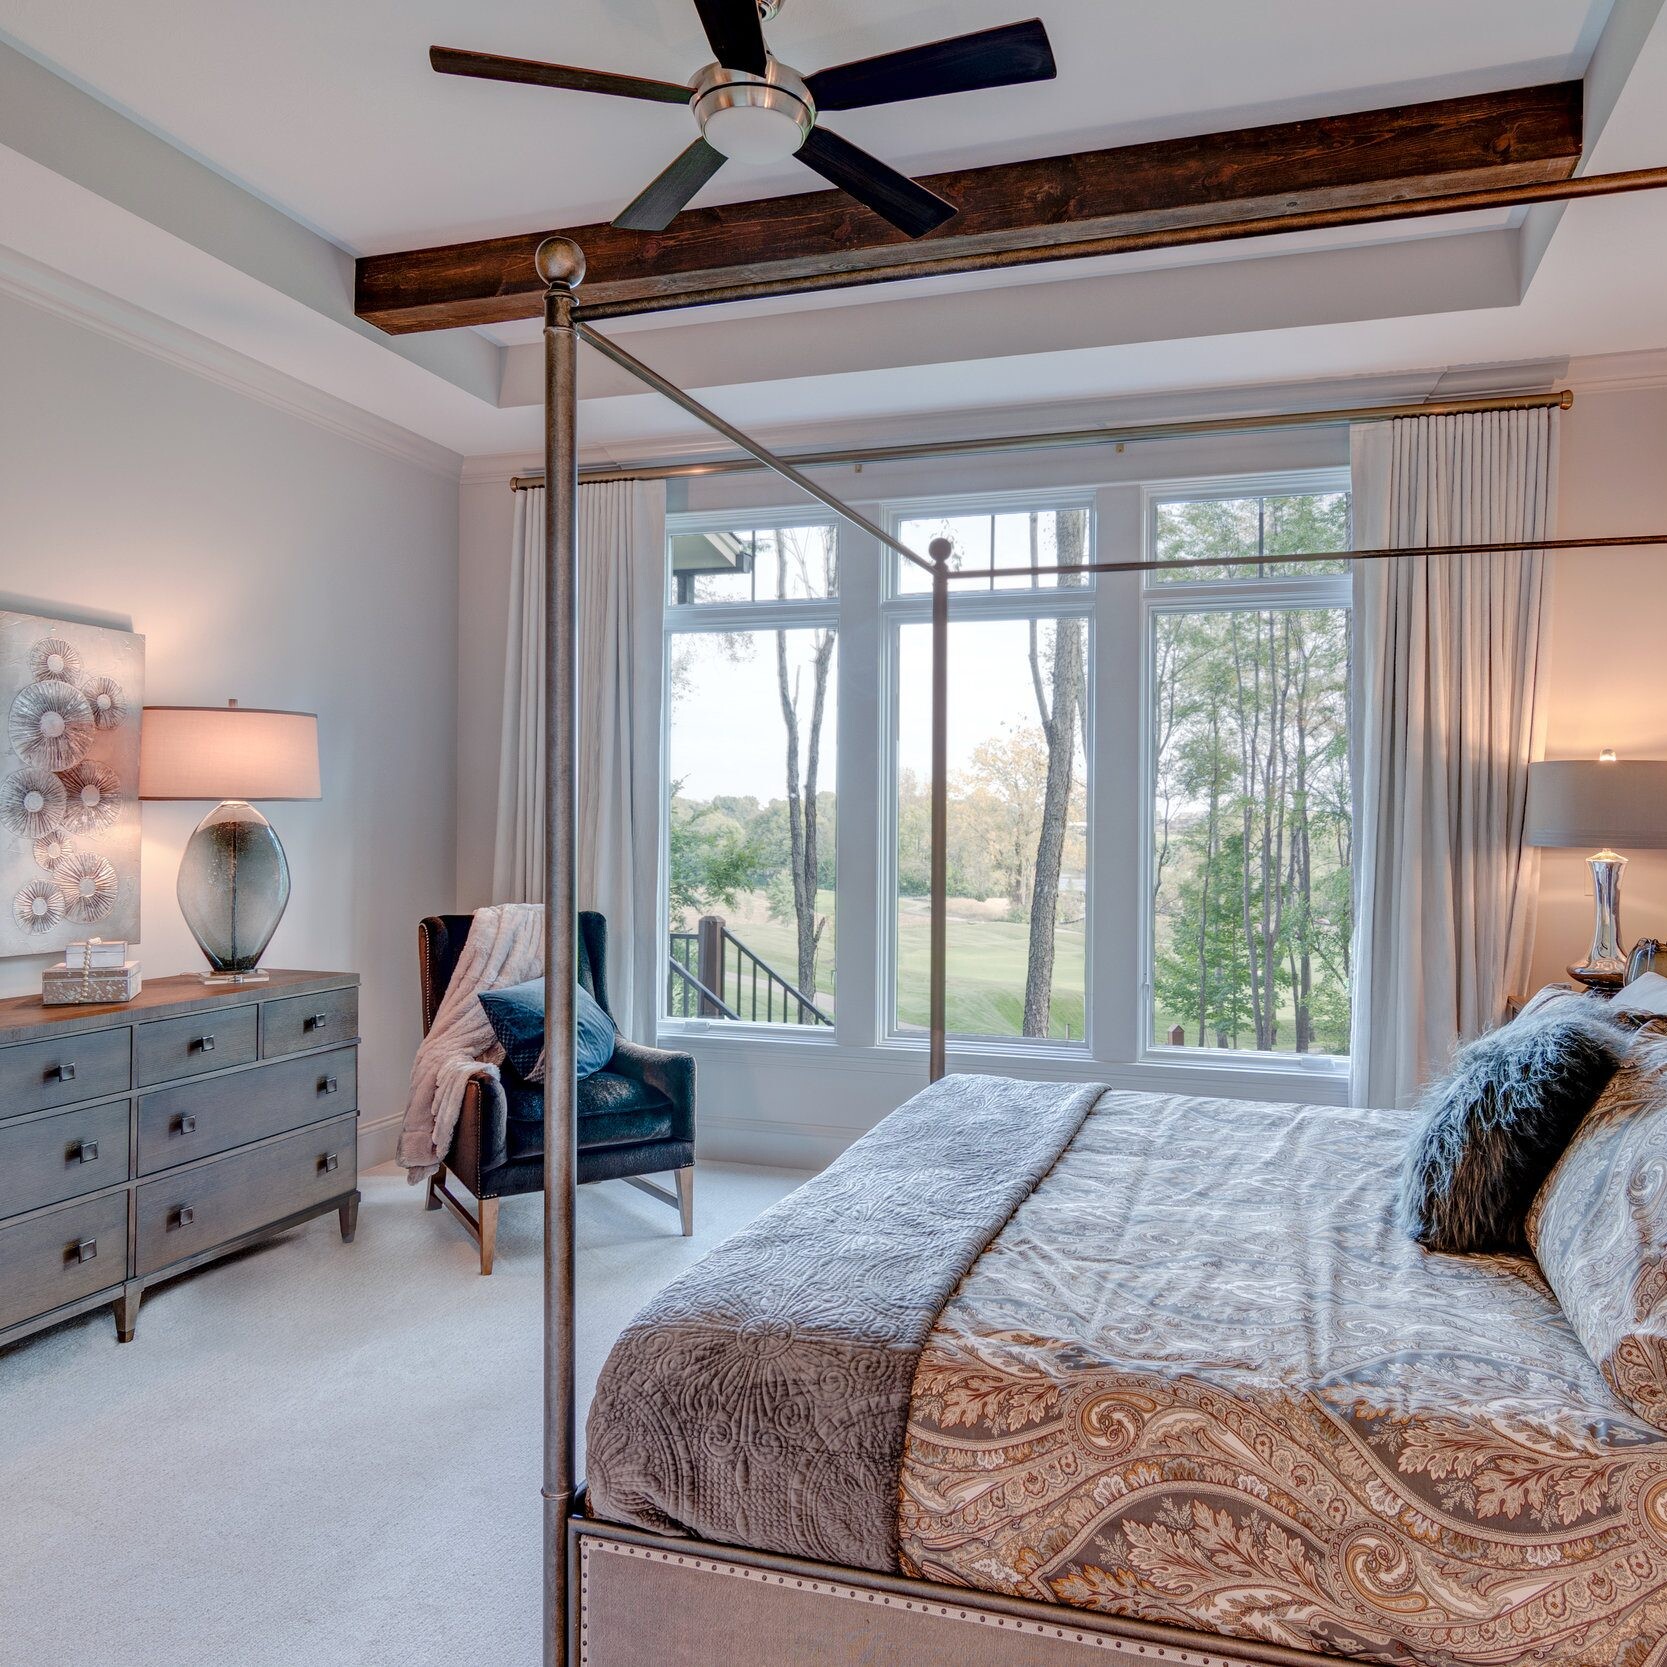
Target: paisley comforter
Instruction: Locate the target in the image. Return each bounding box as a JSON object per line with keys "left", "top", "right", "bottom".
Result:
{"left": 588, "top": 1078, "right": 1667, "bottom": 1665}
{"left": 899, "top": 1091, "right": 1667, "bottom": 1666}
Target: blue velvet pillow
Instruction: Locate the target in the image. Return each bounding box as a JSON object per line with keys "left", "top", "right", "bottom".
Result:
{"left": 478, "top": 979, "right": 616, "bottom": 1082}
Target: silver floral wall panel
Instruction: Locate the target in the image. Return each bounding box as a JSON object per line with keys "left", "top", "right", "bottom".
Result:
{"left": 1, "top": 612, "right": 145, "bottom": 956}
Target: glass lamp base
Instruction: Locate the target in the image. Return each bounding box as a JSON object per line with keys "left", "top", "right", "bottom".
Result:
{"left": 1570, "top": 848, "right": 1629, "bottom": 990}
{"left": 177, "top": 800, "right": 292, "bottom": 979}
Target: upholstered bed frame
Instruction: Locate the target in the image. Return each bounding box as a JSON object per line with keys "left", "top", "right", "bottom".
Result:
{"left": 569, "top": 1512, "right": 1336, "bottom": 1667}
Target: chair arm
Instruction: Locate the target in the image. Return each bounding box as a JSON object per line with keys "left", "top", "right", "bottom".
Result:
{"left": 447, "top": 1071, "right": 510, "bottom": 1189}
{"left": 608, "top": 1037, "right": 696, "bottom": 1143}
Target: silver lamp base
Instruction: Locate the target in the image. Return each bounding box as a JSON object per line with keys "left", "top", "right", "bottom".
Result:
{"left": 1569, "top": 848, "right": 1629, "bottom": 989}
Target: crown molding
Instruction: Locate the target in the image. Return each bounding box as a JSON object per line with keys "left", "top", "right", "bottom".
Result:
{"left": 1564, "top": 348, "right": 1667, "bottom": 393}
{"left": 0, "top": 243, "right": 464, "bottom": 480}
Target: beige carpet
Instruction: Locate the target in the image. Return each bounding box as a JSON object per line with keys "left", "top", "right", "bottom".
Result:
{"left": 0, "top": 1160, "right": 807, "bottom": 1667}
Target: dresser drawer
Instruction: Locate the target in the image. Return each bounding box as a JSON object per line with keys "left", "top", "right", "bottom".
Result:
{"left": 261, "top": 985, "right": 358, "bottom": 1059}
{"left": 135, "top": 1004, "right": 257, "bottom": 1087}
{"left": 0, "top": 1191, "right": 129, "bottom": 1331}
{"left": 0, "top": 1027, "right": 130, "bottom": 1120}
{"left": 137, "top": 1047, "right": 357, "bottom": 1175}
{"left": 135, "top": 1113, "right": 356, "bottom": 1275}
{"left": 0, "top": 1100, "right": 131, "bottom": 1219}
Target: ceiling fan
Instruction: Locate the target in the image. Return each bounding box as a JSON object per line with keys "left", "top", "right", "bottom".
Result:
{"left": 430, "top": 3, "right": 1056, "bottom": 239}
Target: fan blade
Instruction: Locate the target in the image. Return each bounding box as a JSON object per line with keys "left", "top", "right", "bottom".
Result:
{"left": 806, "top": 19, "right": 1055, "bottom": 111}
{"left": 429, "top": 46, "right": 691, "bottom": 105}
{"left": 691, "top": 0, "right": 768, "bottom": 77}
{"left": 796, "top": 126, "right": 956, "bottom": 239}
{"left": 613, "top": 139, "right": 728, "bottom": 231}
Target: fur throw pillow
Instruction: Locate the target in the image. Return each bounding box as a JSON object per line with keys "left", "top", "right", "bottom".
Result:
{"left": 1398, "top": 1002, "right": 1628, "bottom": 1253}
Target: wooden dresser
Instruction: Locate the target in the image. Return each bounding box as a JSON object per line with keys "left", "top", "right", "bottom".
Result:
{"left": 0, "top": 970, "right": 360, "bottom": 1347}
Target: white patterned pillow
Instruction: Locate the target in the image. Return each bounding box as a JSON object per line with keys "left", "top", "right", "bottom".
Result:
{"left": 1528, "top": 1026, "right": 1667, "bottom": 1426}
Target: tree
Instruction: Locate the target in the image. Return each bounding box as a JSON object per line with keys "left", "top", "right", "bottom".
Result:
{"left": 965, "top": 727, "right": 1049, "bottom": 908}
{"left": 1022, "top": 511, "right": 1087, "bottom": 1036}
{"left": 667, "top": 784, "right": 761, "bottom": 922}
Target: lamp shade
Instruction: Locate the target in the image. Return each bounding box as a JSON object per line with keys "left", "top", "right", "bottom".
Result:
{"left": 138, "top": 704, "right": 321, "bottom": 801}
{"left": 1525, "top": 759, "right": 1667, "bottom": 849}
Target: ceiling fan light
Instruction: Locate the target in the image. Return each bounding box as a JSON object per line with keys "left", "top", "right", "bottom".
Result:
{"left": 702, "top": 102, "right": 807, "bottom": 161}
{"left": 692, "top": 59, "right": 815, "bottom": 163}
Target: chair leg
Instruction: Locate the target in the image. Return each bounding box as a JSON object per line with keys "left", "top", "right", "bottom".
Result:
{"left": 675, "top": 1165, "right": 694, "bottom": 1237}
{"left": 479, "top": 1197, "right": 500, "bottom": 1276}
{"left": 425, "top": 1164, "right": 445, "bottom": 1211}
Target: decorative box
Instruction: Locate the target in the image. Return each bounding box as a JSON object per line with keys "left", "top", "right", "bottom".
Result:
{"left": 41, "top": 961, "right": 143, "bottom": 1006}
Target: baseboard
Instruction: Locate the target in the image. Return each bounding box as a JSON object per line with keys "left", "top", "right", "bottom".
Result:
{"left": 696, "top": 1115, "right": 851, "bottom": 1172}
{"left": 357, "top": 1113, "right": 401, "bottom": 1171}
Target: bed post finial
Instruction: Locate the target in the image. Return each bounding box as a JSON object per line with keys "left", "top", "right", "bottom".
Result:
{"left": 535, "top": 236, "right": 587, "bottom": 289}
{"left": 541, "top": 235, "right": 583, "bottom": 1667}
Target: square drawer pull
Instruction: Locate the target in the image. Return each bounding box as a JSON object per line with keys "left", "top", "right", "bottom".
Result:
{"left": 73, "top": 1238, "right": 97, "bottom": 1265}
{"left": 172, "top": 1114, "right": 198, "bottom": 1136}
{"left": 320, "top": 1151, "right": 340, "bottom": 1174}
{"left": 304, "top": 1012, "right": 330, "bottom": 1032}
{"left": 320, "top": 1076, "right": 339, "bottom": 1095}
{"left": 169, "top": 1205, "right": 195, "bottom": 1230}
{"left": 72, "top": 1139, "right": 99, "bottom": 1164}
{"left": 192, "top": 1035, "right": 216, "bottom": 1053}
{"left": 49, "top": 1062, "right": 77, "bottom": 1083}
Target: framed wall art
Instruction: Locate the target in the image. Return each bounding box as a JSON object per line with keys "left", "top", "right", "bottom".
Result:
{"left": 1, "top": 611, "right": 145, "bottom": 957}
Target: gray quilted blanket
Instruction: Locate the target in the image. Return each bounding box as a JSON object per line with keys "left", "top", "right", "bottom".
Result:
{"left": 585, "top": 1073, "right": 1105, "bottom": 1569}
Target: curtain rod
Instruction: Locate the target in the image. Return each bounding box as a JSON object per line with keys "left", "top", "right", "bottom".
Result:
{"left": 508, "top": 388, "right": 1572, "bottom": 490}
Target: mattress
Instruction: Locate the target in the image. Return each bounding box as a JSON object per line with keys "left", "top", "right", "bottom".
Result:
{"left": 899, "top": 1091, "right": 1667, "bottom": 1667}
{"left": 587, "top": 1077, "right": 1667, "bottom": 1667}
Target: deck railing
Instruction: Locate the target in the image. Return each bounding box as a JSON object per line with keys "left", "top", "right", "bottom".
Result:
{"left": 666, "top": 916, "right": 833, "bottom": 1026}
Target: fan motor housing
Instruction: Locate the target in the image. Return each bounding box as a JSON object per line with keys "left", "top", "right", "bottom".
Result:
{"left": 691, "top": 58, "right": 815, "bottom": 162}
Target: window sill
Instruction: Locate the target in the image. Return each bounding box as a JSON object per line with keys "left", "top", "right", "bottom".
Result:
{"left": 1140, "top": 1044, "right": 1348, "bottom": 1078}
{"left": 654, "top": 1024, "right": 1353, "bottom": 1103}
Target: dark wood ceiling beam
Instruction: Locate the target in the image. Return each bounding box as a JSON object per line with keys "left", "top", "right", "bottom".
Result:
{"left": 356, "top": 81, "right": 1581, "bottom": 334}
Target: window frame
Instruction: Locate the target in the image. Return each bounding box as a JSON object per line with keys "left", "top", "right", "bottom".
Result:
{"left": 1136, "top": 470, "right": 1353, "bottom": 1077}
{"left": 659, "top": 509, "right": 843, "bottom": 1041}
{"left": 881, "top": 489, "right": 1098, "bottom": 1050}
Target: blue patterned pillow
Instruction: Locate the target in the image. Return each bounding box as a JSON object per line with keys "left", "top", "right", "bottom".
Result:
{"left": 478, "top": 979, "right": 616, "bottom": 1081}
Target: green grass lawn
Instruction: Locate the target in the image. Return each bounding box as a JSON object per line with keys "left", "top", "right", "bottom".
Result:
{"left": 684, "top": 891, "right": 1086, "bottom": 1041}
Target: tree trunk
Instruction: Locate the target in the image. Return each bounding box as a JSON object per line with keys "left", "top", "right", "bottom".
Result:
{"left": 1022, "top": 514, "right": 1086, "bottom": 1036}
{"left": 773, "top": 530, "right": 836, "bottom": 1000}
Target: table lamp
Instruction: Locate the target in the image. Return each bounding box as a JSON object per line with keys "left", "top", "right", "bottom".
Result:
{"left": 138, "top": 701, "right": 321, "bottom": 983}
{"left": 1526, "top": 752, "right": 1667, "bottom": 987}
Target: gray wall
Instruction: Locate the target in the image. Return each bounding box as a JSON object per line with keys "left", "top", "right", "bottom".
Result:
{"left": 0, "top": 288, "right": 459, "bottom": 1164}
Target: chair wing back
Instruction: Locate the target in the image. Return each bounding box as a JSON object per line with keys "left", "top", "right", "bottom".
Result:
{"left": 418, "top": 908, "right": 613, "bottom": 1036}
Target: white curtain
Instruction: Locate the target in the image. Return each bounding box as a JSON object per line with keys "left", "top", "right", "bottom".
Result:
{"left": 1349, "top": 407, "right": 1558, "bottom": 1107}
{"left": 491, "top": 479, "right": 667, "bottom": 1041}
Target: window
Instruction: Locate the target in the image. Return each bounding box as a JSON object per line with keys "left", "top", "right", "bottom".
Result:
{"left": 890, "top": 501, "right": 1093, "bottom": 1043}
{"left": 663, "top": 523, "right": 837, "bottom": 1027}
{"left": 1145, "top": 477, "right": 1352, "bottom": 1060}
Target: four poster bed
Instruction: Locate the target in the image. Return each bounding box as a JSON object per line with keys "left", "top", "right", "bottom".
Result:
{"left": 525, "top": 175, "right": 1667, "bottom": 1663}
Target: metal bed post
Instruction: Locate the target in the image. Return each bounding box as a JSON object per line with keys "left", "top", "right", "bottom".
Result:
{"left": 539, "top": 234, "right": 584, "bottom": 1667}
{"left": 928, "top": 540, "right": 951, "bottom": 1083}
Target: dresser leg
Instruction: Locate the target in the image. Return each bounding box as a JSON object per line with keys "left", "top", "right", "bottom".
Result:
{"left": 338, "top": 1192, "right": 360, "bottom": 1243}
{"left": 479, "top": 1197, "right": 499, "bottom": 1275}
{"left": 116, "top": 1285, "right": 141, "bottom": 1344}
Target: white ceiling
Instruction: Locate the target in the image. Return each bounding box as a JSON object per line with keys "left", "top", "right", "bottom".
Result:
{"left": 0, "top": 0, "right": 1615, "bottom": 251}
{"left": 4, "top": 0, "right": 1667, "bottom": 465}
